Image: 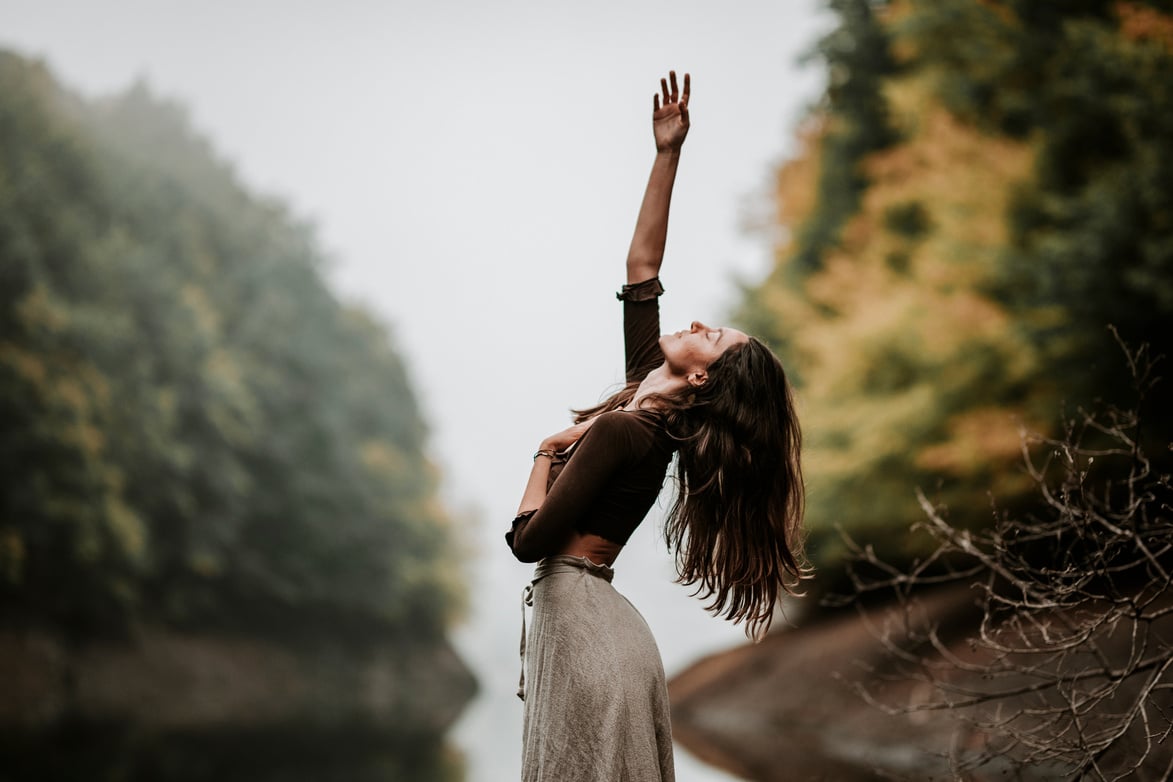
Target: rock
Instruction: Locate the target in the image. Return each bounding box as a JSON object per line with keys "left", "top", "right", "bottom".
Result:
{"left": 0, "top": 626, "right": 476, "bottom": 734}
{"left": 668, "top": 585, "right": 982, "bottom": 781}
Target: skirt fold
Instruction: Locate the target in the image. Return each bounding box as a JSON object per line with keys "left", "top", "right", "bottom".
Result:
{"left": 520, "top": 555, "right": 675, "bottom": 782}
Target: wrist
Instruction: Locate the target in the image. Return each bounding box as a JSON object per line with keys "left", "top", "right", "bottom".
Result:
{"left": 533, "top": 448, "right": 556, "bottom": 462}
{"left": 654, "top": 147, "right": 683, "bottom": 158}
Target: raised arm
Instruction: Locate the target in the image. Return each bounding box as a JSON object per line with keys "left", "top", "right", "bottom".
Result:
{"left": 627, "top": 71, "right": 690, "bottom": 285}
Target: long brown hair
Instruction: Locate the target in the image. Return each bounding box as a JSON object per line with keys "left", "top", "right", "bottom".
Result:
{"left": 575, "top": 337, "right": 808, "bottom": 640}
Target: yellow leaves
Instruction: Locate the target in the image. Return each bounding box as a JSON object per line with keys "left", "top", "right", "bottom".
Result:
{"left": 804, "top": 249, "right": 890, "bottom": 315}
{"left": 788, "top": 77, "right": 1035, "bottom": 374}
{"left": 774, "top": 116, "right": 827, "bottom": 249}
{"left": 0, "top": 528, "right": 25, "bottom": 585}
{"left": 179, "top": 283, "right": 220, "bottom": 341}
{"left": 750, "top": 57, "right": 1054, "bottom": 553}
{"left": 914, "top": 407, "right": 1039, "bottom": 502}
{"left": 0, "top": 342, "right": 112, "bottom": 459}
{"left": 15, "top": 285, "right": 69, "bottom": 335}
{"left": 864, "top": 91, "right": 1032, "bottom": 285}
{"left": 203, "top": 347, "right": 259, "bottom": 446}
{"left": 105, "top": 495, "right": 147, "bottom": 564}
{"left": 795, "top": 76, "right": 1036, "bottom": 373}
{"left": 359, "top": 440, "right": 407, "bottom": 477}
{"left": 0, "top": 328, "right": 146, "bottom": 567}
{"left": 806, "top": 381, "right": 938, "bottom": 478}
{"left": 1117, "top": 2, "right": 1173, "bottom": 50}
{"left": 916, "top": 407, "right": 1026, "bottom": 474}
{"left": 204, "top": 348, "right": 246, "bottom": 396}
{"left": 0, "top": 341, "right": 48, "bottom": 388}
{"left": 882, "top": 0, "right": 920, "bottom": 65}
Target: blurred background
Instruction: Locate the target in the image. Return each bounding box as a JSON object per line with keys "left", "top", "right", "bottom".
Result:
{"left": 1, "top": 1, "right": 1171, "bottom": 780}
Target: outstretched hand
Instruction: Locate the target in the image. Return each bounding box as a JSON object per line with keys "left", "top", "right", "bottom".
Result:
{"left": 652, "top": 71, "right": 690, "bottom": 152}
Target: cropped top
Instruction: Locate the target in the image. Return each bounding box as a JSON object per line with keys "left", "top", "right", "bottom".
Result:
{"left": 505, "top": 277, "right": 676, "bottom": 563}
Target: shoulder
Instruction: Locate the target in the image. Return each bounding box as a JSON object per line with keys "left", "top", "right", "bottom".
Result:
{"left": 586, "top": 409, "right": 666, "bottom": 450}
{"left": 586, "top": 410, "right": 634, "bottom": 439}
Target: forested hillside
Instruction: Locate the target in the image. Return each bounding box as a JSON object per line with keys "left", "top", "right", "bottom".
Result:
{"left": 739, "top": 0, "right": 1173, "bottom": 585}
{"left": 0, "top": 52, "right": 463, "bottom": 641}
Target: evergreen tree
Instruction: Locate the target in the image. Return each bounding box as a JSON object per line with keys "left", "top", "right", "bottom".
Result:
{"left": 0, "top": 52, "right": 463, "bottom": 639}
{"left": 738, "top": 1, "right": 1173, "bottom": 591}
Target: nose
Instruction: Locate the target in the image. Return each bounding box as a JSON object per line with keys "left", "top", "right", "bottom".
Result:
{"left": 690, "top": 321, "right": 709, "bottom": 333}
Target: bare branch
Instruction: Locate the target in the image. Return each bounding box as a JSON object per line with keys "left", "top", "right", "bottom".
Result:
{"left": 837, "top": 340, "right": 1173, "bottom": 779}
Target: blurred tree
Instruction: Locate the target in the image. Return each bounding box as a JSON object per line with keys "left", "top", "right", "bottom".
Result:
{"left": 837, "top": 339, "right": 1173, "bottom": 780}
{"left": 738, "top": 1, "right": 1173, "bottom": 594}
{"left": 0, "top": 55, "right": 146, "bottom": 629}
{"left": 0, "top": 52, "right": 463, "bottom": 640}
{"left": 998, "top": 14, "right": 1173, "bottom": 418}
{"left": 793, "top": 0, "right": 899, "bottom": 274}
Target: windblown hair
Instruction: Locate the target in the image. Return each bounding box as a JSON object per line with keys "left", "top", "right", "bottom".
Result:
{"left": 574, "top": 337, "right": 808, "bottom": 640}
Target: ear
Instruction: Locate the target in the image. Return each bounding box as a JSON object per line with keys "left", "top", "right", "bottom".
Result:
{"left": 688, "top": 369, "right": 708, "bottom": 388}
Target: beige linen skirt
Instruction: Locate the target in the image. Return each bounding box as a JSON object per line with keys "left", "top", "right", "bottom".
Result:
{"left": 518, "top": 554, "right": 675, "bottom": 782}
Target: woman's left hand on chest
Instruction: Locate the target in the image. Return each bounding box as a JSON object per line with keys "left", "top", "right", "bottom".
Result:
{"left": 541, "top": 417, "right": 598, "bottom": 453}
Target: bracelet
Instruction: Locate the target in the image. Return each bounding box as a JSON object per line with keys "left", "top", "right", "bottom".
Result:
{"left": 533, "top": 449, "right": 556, "bottom": 462}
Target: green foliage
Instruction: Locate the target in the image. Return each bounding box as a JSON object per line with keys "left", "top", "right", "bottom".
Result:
{"left": 738, "top": 1, "right": 1173, "bottom": 594}
{"left": 899, "top": 0, "right": 1116, "bottom": 136}
{"left": 998, "top": 18, "right": 1173, "bottom": 411}
{"left": 0, "top": 52, "right": 463, "bottom": 639}
{"left": 905, "top": 0, "right": 1173, "bottom": 404}
{"left": 882, "top": 200, "right": 931, "bottom": 239}
{"left": 793, "top": 0, "right": 900, "bottom": 273}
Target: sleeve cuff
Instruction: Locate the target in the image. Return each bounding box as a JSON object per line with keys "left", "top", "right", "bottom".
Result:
{"left": 616, "top": 277, "right": 665, "bottom": 302}
{"left": 505, "top": 509, "right": 537, "bottom": 549}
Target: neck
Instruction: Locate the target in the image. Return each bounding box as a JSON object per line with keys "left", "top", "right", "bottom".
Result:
{"left": 626, "top": 364, "right": 688, "bottom": 410}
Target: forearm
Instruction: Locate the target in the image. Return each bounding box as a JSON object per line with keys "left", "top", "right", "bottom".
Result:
{"left": 626, "top": 149, "right": 681, "bottom": 284}
{"left": 509, "top": 452, "right": 561, "bottom": 562}
{"left": 507, "top": 417, "right": 614, "bottom": 562}
{"left": 517, "top": 452, "right": 553, "bottom": 514}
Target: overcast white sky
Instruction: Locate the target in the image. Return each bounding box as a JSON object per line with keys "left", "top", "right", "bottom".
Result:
{"left": 0, "top": 1, "right": 829, "bottom": 778}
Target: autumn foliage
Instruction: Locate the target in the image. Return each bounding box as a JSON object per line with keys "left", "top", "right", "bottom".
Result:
{"left": 738, "top": 0, "right": 1173, "bottom": 591}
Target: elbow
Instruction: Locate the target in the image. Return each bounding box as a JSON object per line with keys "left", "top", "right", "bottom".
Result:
{"left": 511, "top": 545, "right": 543, "bottom": 564}
{"left": 509, "top": 531, "right": 545, "bottom": 563}
{"left": 505, "top": 520, "right": 544, "bottom": 563}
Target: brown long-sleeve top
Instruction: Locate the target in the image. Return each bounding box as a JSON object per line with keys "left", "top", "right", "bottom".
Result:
{"left": 505, "top": 278, "right": 676, "bottom": 563}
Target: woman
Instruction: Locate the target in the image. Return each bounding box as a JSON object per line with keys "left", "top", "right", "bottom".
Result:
{"left": 506, "top": 71, "right": 807, "bottom": 782}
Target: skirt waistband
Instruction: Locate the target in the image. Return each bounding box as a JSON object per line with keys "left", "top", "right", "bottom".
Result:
{"left": 532, "top": 554, "right": 615, "bottom": 584}
{"left": 518, "top": 555, "right": 615, "bottom": 701}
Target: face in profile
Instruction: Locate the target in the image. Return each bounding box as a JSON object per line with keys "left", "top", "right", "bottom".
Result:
{"left": 660, "top": 321, "right": 749, "bottom": 385}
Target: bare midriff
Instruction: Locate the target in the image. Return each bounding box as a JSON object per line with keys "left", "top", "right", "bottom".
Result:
{"left": 559, "top": 531, "right": 623, "bottom": 567}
